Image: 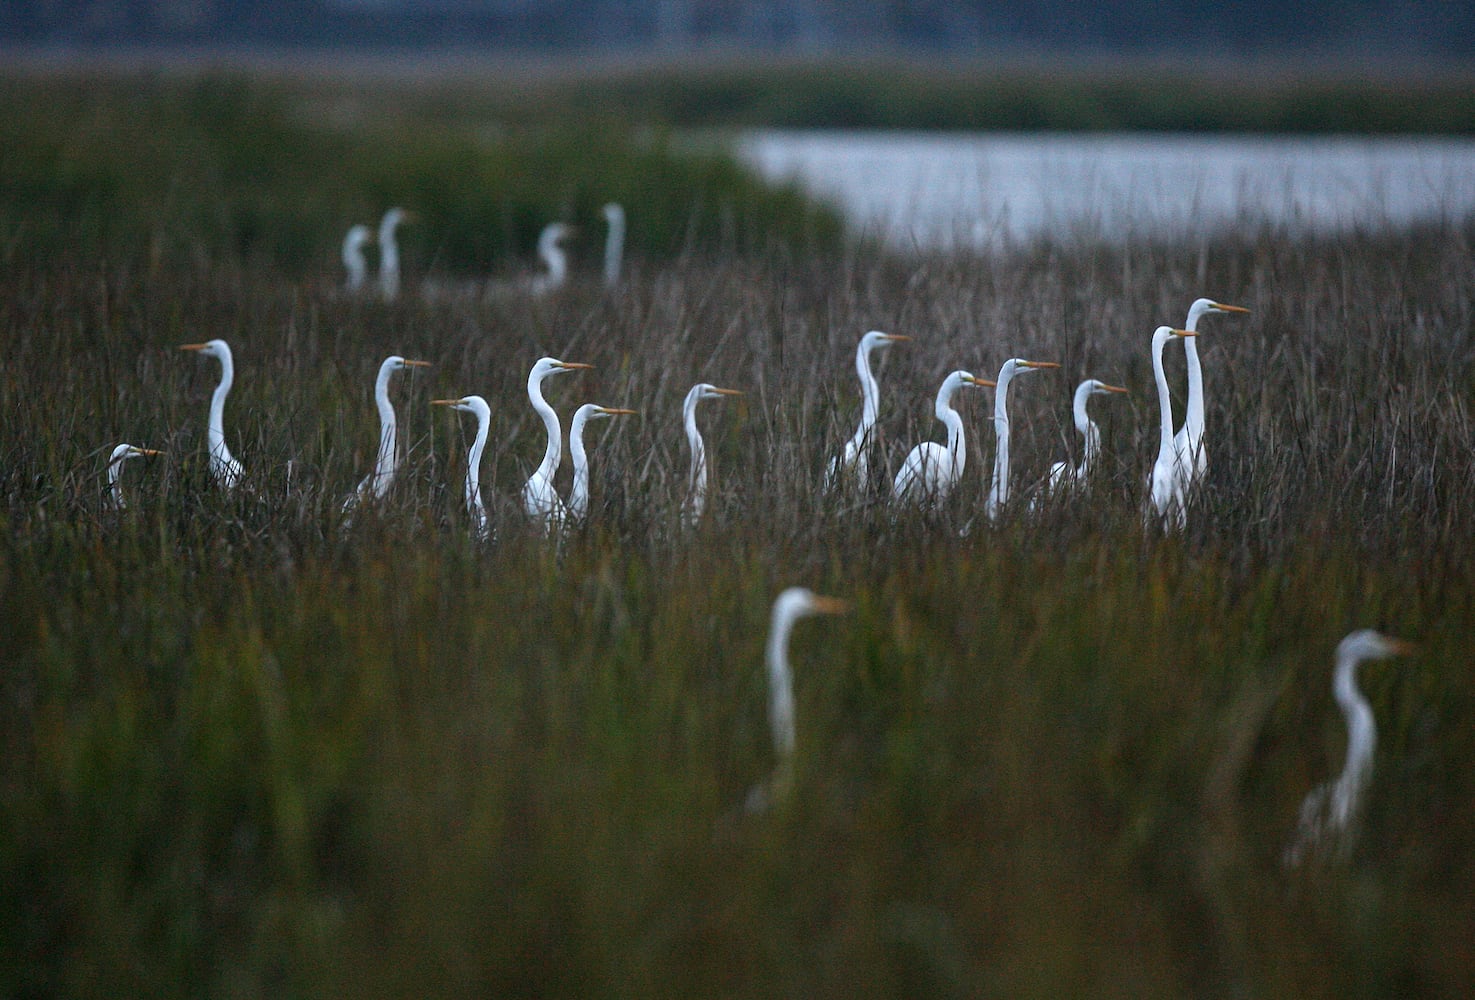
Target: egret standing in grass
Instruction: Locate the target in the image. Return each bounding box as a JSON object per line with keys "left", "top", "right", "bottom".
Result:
{"left": 342, "top": 224, "right": 373, "bottom": 292}
{"left": 891, "top": 370, "right": 994, "bottom": 509}
{"left": 105, "top": 444, "right": 161, "bottom": 510}
{"left": 601, "top": 203, "right": 625, "bottom": 289}
{"left": 1175, "top": 297, "right": 1250, "bottom": 491}
{"left": 1284, "top": 629, "right": 1416, "bottom": 867}
{"left": 1041, "top": 379, "right": 1130, "bottom": 498}
{"left": 180, "top": 339, "right": 244, "bottom": 490}
{"left": 344, "top": 355, "right": 430, "bottom": 513}
{"left": 1149, "top": 327, "right": 1197, "bottom": 530}
{"left": 824, "top": 330, "right": 911, "bottom": 494}
{"left": 523, "top": 357, "right": 592, "bottom": 532}
{"left": 681, "top": 382, "right": 743, "bottom": 529}
{"left": 747, "top": 586, "right": 850, "bottom": 812}
{"left": 985, "top": 358, "right": 1059, "bottom": 521}
{"left": 377, "top": 207, "right": 413, "bottom": 301}
{"left": 567, "top": 403, "right": 636, "bottom": 522}
{"left": 433, "top": 395, "right": 492, "bottom": 541}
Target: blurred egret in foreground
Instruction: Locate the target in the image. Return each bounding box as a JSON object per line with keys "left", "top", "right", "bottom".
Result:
{"left": 1284, "top": 629, "right": 1415, "bottom": 867}
{"left": 681, "top": 382, "right": 743, "bottom": 528}
{"left": 180, "top": 339, "right": 244, "bottom": 490}
{"left": 747, "top": 586, "right": 850, "bottom": 813}
{"left": 567, "top": 403, "right": 636, "bottom": 521}
{"left": 433, "top": 395, "right": 492, "bottom": 541}
{"left": 824, "top": 330, "right": 910, "bottom": 493}
{"left": 523, "top": 357, "right": 591, "bottom": 532}
{"left": 344, "top": 355, "right": 430, "bottom": 513}
{"left": 891, "top": 370, "right": 993, "bottom": 508}
{"left": 105, "top": 444, "right": 161, "bottom": 509}
{"left": 985, "top": 358, "right": 1059, "bottom": 521}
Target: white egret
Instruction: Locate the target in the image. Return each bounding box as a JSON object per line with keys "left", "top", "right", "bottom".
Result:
{"left": 1149, "top": 327, "right": 1196, "bottom": 530}
{"left": 105, "top": 444, "right": 161, "bottom": 510}
{"left": 342, "top": 224, "right": 373, "bottom": 292}
{"left": 1174, "top": 298, "right": 1250, "bottom": 488}
{"left": 823, "top": 330, "right": 911, "bottom": 493}
{"left": 748, "top": 586, "right": 850, "bottom": 812}
{"left": 681, "top": 382, "right": 743, "bottom": 528}
{"left": 601, "top": 203, "right": 625, "bottom": 289}
{"left": 522, "top": 356, "right": 592, "bottom": 531}
{"left": 529, "top": 222, "right": 573, "bottom": 297}
{"left": 891, "top": 370, "right": 994, "bottom": 508}
{"left": 985, "top": 358, "right": 1059, "bottom": 521}
{"left": 377, "top": 207, "right": 414, "bottom": 301}
{"left": 433, "top": 395, "right": 492, "bottom": 541}
{"left": 1042, "top": 379, "right": 1129, "bottom": 496}
{"left": 567, "top": 403, "right": 636, "bottom": 522}
{"left": 343, "top": 355, "right": 431, "bottom": 512}
{"left": 1284, "top": 629, "right": 1415, "bottom": 867}
{"left": 180, "top": 339, "right": 244, "bottom": 490}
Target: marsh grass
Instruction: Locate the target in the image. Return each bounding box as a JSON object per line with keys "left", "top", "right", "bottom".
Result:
{"left": 4, "top": 81, "right": 1475, "bottom": 998}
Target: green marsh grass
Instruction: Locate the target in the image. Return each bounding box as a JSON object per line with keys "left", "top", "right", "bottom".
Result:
{"left": 3, "top": 77, "right": 1475, "bottom": 998}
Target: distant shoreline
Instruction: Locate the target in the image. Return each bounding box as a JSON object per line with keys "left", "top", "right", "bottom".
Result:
{"left": 4, "top": 48, "right": 1474, "bottom": 134}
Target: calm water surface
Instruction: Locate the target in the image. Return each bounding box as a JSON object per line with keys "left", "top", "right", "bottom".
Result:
{"left": 738, "top": 131, "right": 1475, "bottom": 248}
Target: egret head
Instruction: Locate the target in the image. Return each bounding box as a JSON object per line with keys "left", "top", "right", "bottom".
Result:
{"left": 1087, "top": 379, "right": 1130, "bottom": 397}
{"left": 1000, "top": 358, "right": 1060, "bottom": 381}
{"left": 1337, "top": 629, "right": 1416, "bottom": 663}
{"left": 432, "top": 395, "right": 491, "bottom": 420}
{"left": 689, "top": 383, "right": 743, "bottom": 404}
{"left": 860, "top": 330, "right": 911, "bottom": 352}
{"left": 602, "top": 203, "right": 625, "bottom": 225}
{"left": 530, "top": 357, "right": 593, "bottom": 382}
{"left": 577, "top": 404, "right": 637, "bottom": 424}
{"left": 344, "top": 224, "right": 374, "bottom": 250}
{"left": 380, "top": 207, "right": 416, "bottom": 231}
{"left": 109, "top": 444, "right": 162, "bottom": 466}
{"left": 773, "top": 586, "right": 851, "bottom": 626}
{"left": 384, "top": 355, "right": 432, "bottom": 373}
{"left": 180, "top": 339, "right": 232, "bottom": 362}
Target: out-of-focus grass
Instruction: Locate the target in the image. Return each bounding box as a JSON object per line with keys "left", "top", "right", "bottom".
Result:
{"left": 262, "top": 56, "right": 1475, "bottom": 135}
{"left": 0, "top": 74, "right": 843, "bottom": 274}
{"left": 3, "top": 76, "right": 1475, "bottom": 998}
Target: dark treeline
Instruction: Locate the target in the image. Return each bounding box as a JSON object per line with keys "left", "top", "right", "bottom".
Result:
{"left": 4, "top": 0, "right": 1473, "bottom": 58}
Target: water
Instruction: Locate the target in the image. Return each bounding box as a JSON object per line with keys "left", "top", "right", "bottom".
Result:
{"left": 738, "top": 130, "right": 1475, "bottom": 248}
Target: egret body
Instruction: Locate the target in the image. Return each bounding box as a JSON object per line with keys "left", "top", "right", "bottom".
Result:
{"left": 824, "top": 330, "right": 910, "bottom": 493}
{"left": 1284, "top": 629, "right": 1415, "bottom": 866}
{"left": 105, "top": 444, "right": 161, "bottom": 509}
{"left": 601, "top": 203, "right": 625, "bottom": 289}
{"left": 1043, "top": 379, "right": 1130, "bottom": 495}
{"left": 529, "top": 223, "right": 572, "bottom": 297}
{"left": 345, "top": 355, "right": 430, "bottom": 511}
{"left": 180, "top": 339, "right": 244, "bottom": 490}
{"left": 1149, "top": 327, "right": 1196, "bottom": 530}
{"left": 891, "top": 370, "right": 993, "bottom": 508}
{"left": 1174, "top": 297, "right": 1250, "bottom": 489}
{"left": 567, "top": 403, "right": 636, "bottom": 521}
{"left": 681, "top": 382, "right": 743, "bottom": 528}
{"left": 985, "top": 358, "right": 1058, "bottom": 521}
{"left": 522, "top": 356, "right": 591, "bottom": 531}
{"left": 749, "top": 586, "right": 849, "bottom": 811}
{"left": 377, "top": 207, "right": 413, "bottom": 301}
{"left": 342, "top": 224, "right": 373, "bottom": 292}
{"left": 433, "top": 395, "right": 492, "bottom": 541}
